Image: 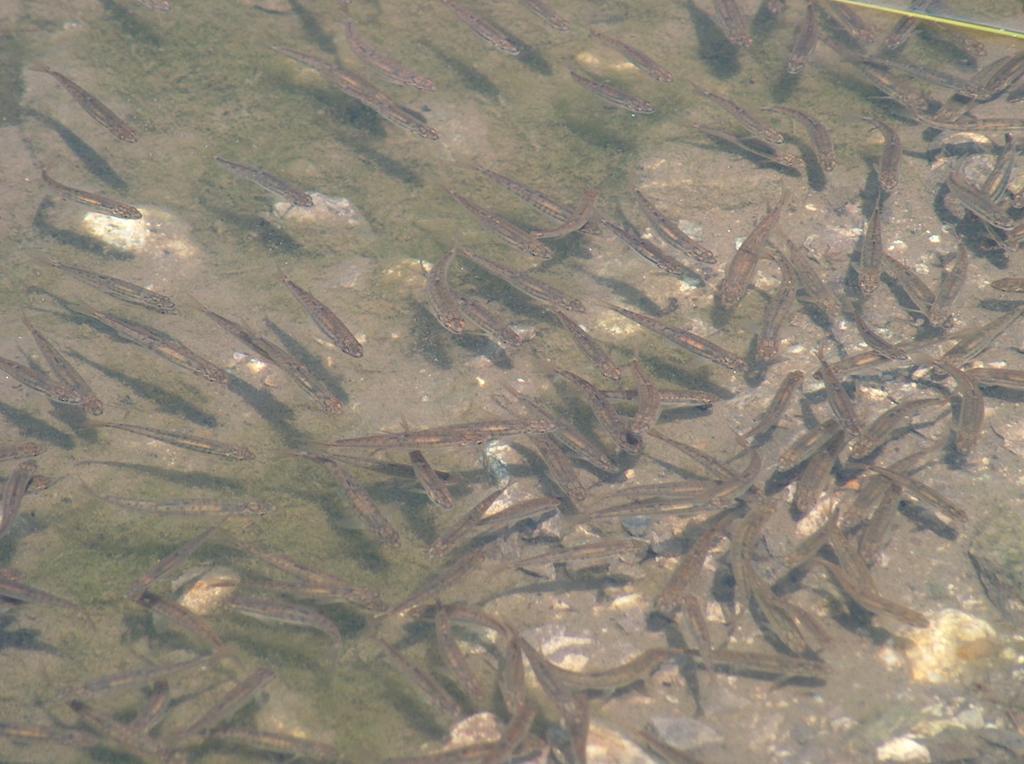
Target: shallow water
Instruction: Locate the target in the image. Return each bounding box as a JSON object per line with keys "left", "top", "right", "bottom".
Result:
{"left": 1, "top": 0, "right": 1024, "bottom": 761}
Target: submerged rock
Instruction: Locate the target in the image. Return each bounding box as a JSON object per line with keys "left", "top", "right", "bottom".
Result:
{"left": 904, "top": 609, "right": 998, "bottom": 684}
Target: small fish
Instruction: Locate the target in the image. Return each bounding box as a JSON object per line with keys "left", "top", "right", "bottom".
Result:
{"left": 777, "top": 237, "right": 841, "bottom": 320}
{"left": 851, "top": 304, "right": 908, "bottom": 361}
{"left": 0, "top": 442, "right": 45, "bottom": 462}
{"left": 634, "top": 190, "right": 717, "bottom": 264}
{"left": 863, "top": 462, "right": 965, "bottom": 525}
{"left": 423, "top": 251, "right": 467, "bottom": 335}
{"left": 532, "top": 189, "right": 598, "bottom": 239}
{"left": 519, "top": 0, "right": 570, "bottom": 31}
{"left": 328, "top": 418, "right": 554, "bottom": 449}
{"left": 881, "top": 253, "right": 935, "bottom": 317}
{"left": 0, "top": 460, "right": 36, "bottom": 540}
{"left": 135, "top": 0, "right": 172, "bottom": 10}
{"left": 718, "top": 190, "right": 790, "bottom": 310}
{"left": 688, "top": 81, "right": 784, "bottom": 144}
{"left": 48, "top": 260, "right": 175, "bottom": 313}
{"left": 569, "top": 69, "right": 655, "bottom": 114}
{"left": 941, "top": 304, "right": 1024, "bottom": 367}
{"left": 228, "top": 595, "right": 344, "bottom": 650}
{"left": 777, "top": 419, "right": 844, "bottom": 472}
{"left": 711, "top": 0, "right": 753, "bottom": 47}
{"left": 627, "top": 359, "right": 661, "bottom": 439}
{"left": 23, "top": 317, "right": 103, "bottom": 415}
{"left": 456, "top": 293, "right": 522, "bottom": 348}
{"left": 946, "top": 164, "right": 1016, "bottom": 230}
{"left": 813, "top": 0, "right": 874, "bottom": 44}
{"left": 850, "top": 396, "right": 947, "bottom": 460}
{"left": 604, "top": 219, "right": 704, "bottom": 281}
{"left": 279, "top": 272, "right": 362, "bottom": 357}
{"left": 764, "top": 106, "right": 835, "bottom": 172}
{"left": 179, "top": 668, "right": 276, "bottom": 741}
{"left": 377, "top": 638, "right": 462, "bottom": 719}
{"left": 990, "top": 277, "right": 1024, "bottom": 293}
{"left": 295, "top": 452, "right": 400, "bottom": 546}
{"left": 787, "top": 3, "right": 818, "bottom": 75}
{"left": 552, "top": 309, "right": 620, "bottom": 380}
{"left": 208, "top": 730, "right": 338, "bottom": 762}
{"left": 741, "top": 370, "right": 802, "bottom": 440}
{"left": 449, "top": 190, "right": 554, "bottom": 259}
{"left": 31, "top": 65, "right": 137, "bottom": 142}
{"left": 215, "top": 156, "right": 313, "bottom": 208}
{"left": 409, "top": 450, "right": 454, "bottom": 509}
{"left": 753, "top": 252, "right": 797, "bottom": 365}
{"left": 439, "top": 0, "right": 521, "bottom": 55}
{"left": 859, "top": 191, "right": 885, "bottom": 296}
{"left": 434, "top": 604, "right": 486, "bottom": 707}
{"left": 41, "top": 170, "right": 141, "bottom": 219}
{"left": 863, "top": 117, "right": 901, "bottom": 194}
{"left": 815, "top": 347, "right": 861, "bottom": 435}
{"left": 458, "top": 249, "right": 585, "bottom": 313}
{"left": 100, "top": 495, "right": 269, "bottom": 515}
{"left": 0, "top": 354, "right": 85, "bottom": 407}
{"left": 690, "top": 123, "right": 801, "bottom": 170}
{"left": 589, "top": 28, "right": 672, "bottom": 82}
{"left": 609, "top": 304, "right": 747, "bottom": 372}
{"left": 932, "top": 359, "right": 984, "bottom": 458}
{"left": 555, "top": 368, "right": 641, "bottom": 454}
{"left": 345, "top": 21, "right": 437, "bottom": 91}
{"left": 86, "top": 308, "right": 230, "bottom": 385}
{"left": 477, "top": 166, "right": 573, "bottom": 222}
{"left": 97, "top": 422, "right": 254, "bottom": 460}
{"left": 927, "top": 244, "right": 969, "bottom": 326}
{"left": 126, "top": 526, "right": 221, "bottom": 602}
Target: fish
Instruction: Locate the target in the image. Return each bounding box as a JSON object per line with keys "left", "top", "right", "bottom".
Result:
{"left": 569, "top": 69, "right": 655, "bottom": 114}
{"left": 850, "top": 396, "right": 947, "bottom": 460}
{"left": 787, "top": 3, "right": 818, "bottom": 74}
{"left": 555, "top": 367, "right": 641, "bottom": 454}
{"left": 859, "top": 192, "right": 885, "bottom": 296}
{"left": 688, "top": 80, "right": 784, "bottom": 143}
{"left": 927, "top": 243, "right": 969, "bottom": 326}
{"left": 519, "top": 0, "right": 570, "bottom": 31}
{"left": 634, "top": 190, "right": 717, "bottom": 264}
{"left": 851, "top": 303, "right": 908, "bottom": 361}
{"left": 100, "top": 495, "right": 268, "bottom": 515}
{"left": 439, "top": 0, "right": 521, "bottom": 55}
{"left": 409, "top": 450, "right": 454, "bottom": 509}
{"left": 777, "top": 419, "right": 844, "bottom": 472}
{"left": 711, "top": 0, "right": 753, "bottom": 47}
{"left": 932, "top": 360, "right": 984, "bottom": 458}
{"left": 863, "top": 117, "right": 901, "bottom": 194}
{"left": 423, "top": 251, "right": 467, "bottom": 335}
{"left": 23, "top": 318, "right": 103, "bottom": 415}
{"left": 603, "top": 219, "right": 704, "bottom": 281}
{"left": 126, "top": 526, "right": 222, "bottom": 601}
{"left": 589, "top": 28, "right": 672, "bottom": 82}
{"left": 476, "top": 166, "right": 574, "bottom": 222}
{"left": 179, "top": 668, "right": 276, "bottom": 741}
{"left": 608, "top": 304, "right": 747, "bottom": 372}
{"left": 448, "top": 190, "right": 554, "bottom": 259}
{"left": 0, "top": 442, "right": 45, "bottom": 462}
{"left": 0, "top": 460, "right": 36, "bottom": 540}
{"left": 862, "top": 463, "right": 966, "bottom": 525}
{"left": 764, "top": 106, "right": 835, "bottom": 172}
{"left": 434, "top": 604, "right": 486, "bottom": 707}
{"left": 87, "top": 308, "right": 229, "bottom": 385}
{"left": 458, "top": 249, "right": 585, "bottom": 313}
{"left": 551, "top": 309, "right": 621, "bottom": 380}
{"left": 279, "top": 272, "right": 363, "bottom": 357}
{"left": 215, "top": 156, "right": 313, "bottom": 208}
{"left": 228, "top": 596, "right": 344, "bottom": 650}
{"left": 754, "top": 251, "right": 797, "bottom": 365}
{"left": 344, "top": 20, "right": 437, "bottom": 91}
{"left": 0, "top": 354, "right": 85, "bottom": 407}
{"left": 717, "top": 190, "right": 790, "bottom": 310}
{"left": 208, "top": 730, "right": 338, "bottom": 762}
{"left": 294, "top": 452, "right": 400, "bottom": 546}
{"left": 455, "top": 293, "right": 522, "bottom": 348}
{"left": 376, "top": 639, "right": 462, "bottom": 719}
{"left": 814, "top": 347, "right": 861, "bottom": 435}
{"left": 327, "top": 418, "right": 555, "bottom": 449}
{"left": 31, "top": 65, "right": 137, "bottom": 142}
{"left": 429, "top": 490, "right": 506, "bottom": 559}
{"left": 690, "top": 123, "right": 802, "bottom": 170}
{"left": 946, "top": 164, "right": 1016, "bottom": 230}
{"left": 40, "top": 170, "right": 141, "bottom": 219}
{"left": 97, "top": 422, "right": 253, "bottom": 460}
{"left": 48, "top": 260, "right": 175, "bottom": 313}
{"left": 532, "top": 189, "right": 598, "bottom": 239}
{"left": 777, "top": 238, "right": 841, "bottom": 320}
{"left": 273, "top": 46, "right": 439, "bottom": 140}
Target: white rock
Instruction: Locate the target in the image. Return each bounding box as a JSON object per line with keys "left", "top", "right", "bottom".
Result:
{"left": 876, "top": 736, "right": 930, "bottom": 762}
